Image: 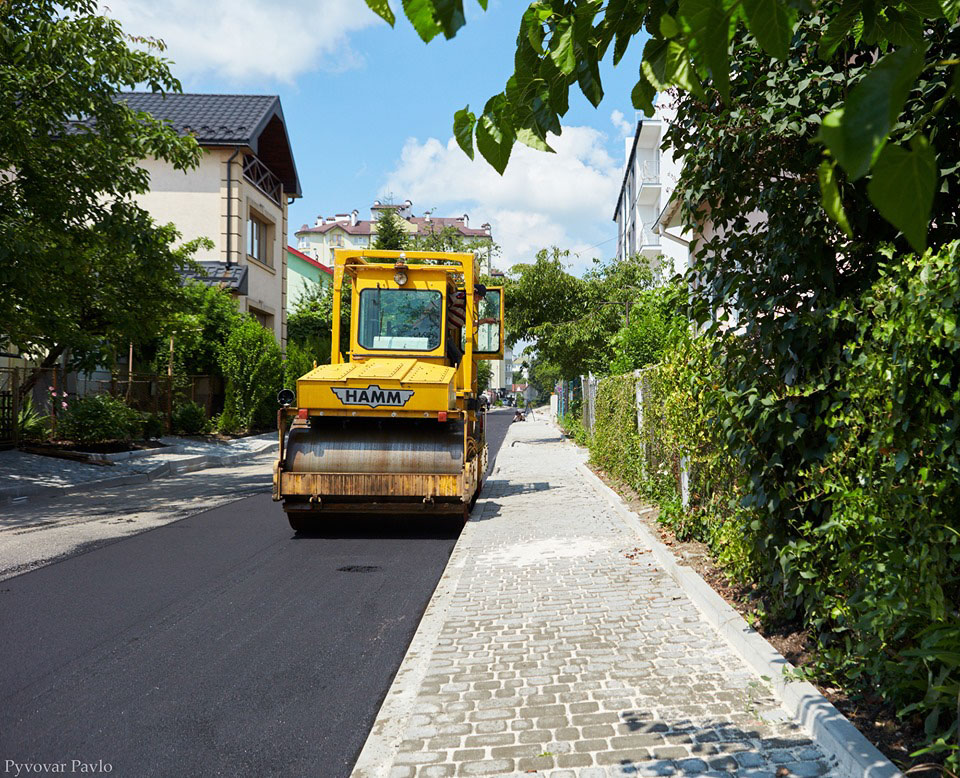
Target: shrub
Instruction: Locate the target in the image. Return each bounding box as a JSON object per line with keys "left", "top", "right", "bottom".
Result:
{"left": 559, "top": 411, "right": 589, "bottom": 447}
{"left": 283, "top": 341, "right": 315, "bottom": 401}
{"left": 58, "top": 394, "right": 141, "bottom": 444}
{"left": 141, "top": 412, "right": 165, "bottom": 439}
{"left": 218, "top": 316, "right": 283, "bottom": 432}
{"left": 17, "top": 397, "right": 49, "bottom": 442}
{"left": 172, "top": 402, "right": 207, "bottom": 435}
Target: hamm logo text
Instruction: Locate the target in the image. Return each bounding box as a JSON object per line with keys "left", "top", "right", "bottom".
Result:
{"left": 331, "top": 385, "right": 414, "bottom": 408}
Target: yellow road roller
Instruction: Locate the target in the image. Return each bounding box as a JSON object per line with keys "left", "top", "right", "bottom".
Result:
{"left": 273, "top": 249, "right": 503, "bottom": 529}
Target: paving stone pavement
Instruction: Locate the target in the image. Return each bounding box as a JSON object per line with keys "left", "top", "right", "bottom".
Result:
{"left": 0, "top": 433, "right": 275, "bottom": 495}
{"left": 369, "top": 419, "right": 841, "bottom": 778}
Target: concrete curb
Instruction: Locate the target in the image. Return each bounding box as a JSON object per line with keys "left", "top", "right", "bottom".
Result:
{"left": 82, "top": 432, "right": 277, "bottom": 463}
{"left": 576, "top": 461, "right": 902, "bottom": 778}
{"left": 0, "top": 441, "right": 276, "bottom": 504}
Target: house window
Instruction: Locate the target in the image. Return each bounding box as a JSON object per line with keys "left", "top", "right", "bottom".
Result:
{"left": 249, "top": 306, "right": 273, "bottom": 330}
{"left": 329, "top": 232, "right": 344, "bottom": 247}
{"left": 247, "top": 211, "right": 274, "bottom": 267}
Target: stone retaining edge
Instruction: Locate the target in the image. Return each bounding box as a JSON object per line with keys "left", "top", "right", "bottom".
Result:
{"left": 0, "top": 442, "right": 276, "bottom": 504}
{"left": 576, "top": 460, "right": 902, "bottom": 778}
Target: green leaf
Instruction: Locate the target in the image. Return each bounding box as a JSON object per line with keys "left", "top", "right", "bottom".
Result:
{"left": 429, "top": 0, "right": 467, "bottom": 39}
{"left": 476, "top": 96, "right": 515, "bottom": 174}
{"left": 880, "top": 8, "right": 923, "bottom": 46}
{"left": 818, "top": 159, "right": 853, "bottom": 237}
{"left": 475, "top": 0, "right": 487, "bottom": 9}
{"left": 363, "top": 0, "right": 396, "bottom": 26}
{"left": 679, "top": 0, "right": 731, "bottom": 98}
{"left": 631, "top": 75, "right": 657, "bottom": 115}
{"left": 667, "top": 41, "right": 706, "bottom": 98}
{"left": 941, "top": 0, "right": 960, "bottom": 21}
{"left": 818, "top": 46, "right": 925, "bottom": 180}
{"left": 453, "top": 106, "right": 476, "bottom": 160}
{"left": 401, "top": 0, "right": 443, "bottom": 41}
{"left": 549, "top": 16, "right": 577, "bottom": 75}
{"left": 660, "top": 13, "right": 681, "bottom": 37}
{"left": 741, "top": 0, "right": 797, "bottom": 59}
{"left": 900, "top": 0, "right": 944, "bottom": 16}
{"left": 516, "top": 126, "right": 554, "bottom": 152}
{"left": 818, "top": 0, "right": 860, "bottom": 59}
{"left": 641, "top": 37, "right": 670, "bottom": 89}
{"left": 867, "top": 135, "right": 937, "bottom": 252}
{"left": 576, "top": 51, "right": 604, "bottom": 107}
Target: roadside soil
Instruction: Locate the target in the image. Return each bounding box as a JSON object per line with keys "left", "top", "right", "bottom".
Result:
{"left": 588, "top": 460, "right": 946, "bottom": 778}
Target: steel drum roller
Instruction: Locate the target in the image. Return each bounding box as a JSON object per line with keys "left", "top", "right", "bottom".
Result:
{"left": 284, "top": 422, "right": 464, "bottom": 475}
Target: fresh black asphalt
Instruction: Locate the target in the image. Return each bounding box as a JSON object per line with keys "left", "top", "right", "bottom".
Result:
{"left": 0, "top": 409, "right": 514, "bottom": 778}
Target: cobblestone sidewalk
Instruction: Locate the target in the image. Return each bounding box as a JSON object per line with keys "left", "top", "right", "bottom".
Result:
{"left": 355, "top": 419, "right": 840, "bottom": 778}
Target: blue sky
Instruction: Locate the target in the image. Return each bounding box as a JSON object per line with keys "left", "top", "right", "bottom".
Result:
{"left": 107, "top": 0, "right": 649, "bottom": 271}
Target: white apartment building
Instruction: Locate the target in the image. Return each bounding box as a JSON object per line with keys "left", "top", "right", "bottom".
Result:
{"left": 613, "top": 100, "right": 691, "bottom": 277}
{"left": 294, "top": 200, "right": 494, "bottom": 267}
{"left": 489, "top": 344, "right": 515, "bottom": 392}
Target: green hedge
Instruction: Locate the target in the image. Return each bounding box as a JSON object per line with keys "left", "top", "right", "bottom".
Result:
{"left": 586, "top": 242, "right": 960, "bottom": 765}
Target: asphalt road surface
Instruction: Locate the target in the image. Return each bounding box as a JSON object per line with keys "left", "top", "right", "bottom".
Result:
{"left": 0, "top": 408, "right": 514, "bottom": 778}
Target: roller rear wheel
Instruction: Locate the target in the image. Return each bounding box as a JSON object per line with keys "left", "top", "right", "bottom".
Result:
{"left": 288, "top": 514, "right": 312, "bottom": 533}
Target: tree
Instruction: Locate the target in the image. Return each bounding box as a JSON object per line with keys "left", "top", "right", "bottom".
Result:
{"left": 218, "top": 317, "right": 283, "bottom": 432}
{"left": 160, "top": 280, "right": 242, "bottom": 376}
{"left": 527, "top": 355, "right": 564, "bottom": 403}
{"left": 506, "top": 248, "right": 672, "bottom": 378}
{"left": 608, "top": 282, "right": 687, "bottom": 374}
{"left": 1, "top": 0, "right": 202, "bottom": 391}
{"left": 372, "top": 207, "right": 410, "bottom": 250}
{"left": 410, "top": 225, "right": 474, "bottom": 253}
{"left": 287, "top": 279, "right": 351, "bottom": 363}
{"left": 477, "top": 360, "right": 492, "bottom": 393}
{"left": 409, "top": 224, "right": 501, "bottom": 269}
{"left": 364, "top": 0, "right": 960, "bottom": 251}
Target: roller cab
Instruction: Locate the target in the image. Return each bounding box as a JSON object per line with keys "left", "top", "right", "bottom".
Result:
{"left": 273, "top": 249, "right": 503, "bottom": 528}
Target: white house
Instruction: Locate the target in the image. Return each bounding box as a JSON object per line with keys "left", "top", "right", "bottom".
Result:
{"left": 120, "top": 92, "right": 302, "bottom": 347}
{"left": 613, "top": 100, "right": 691, "bottom": 278}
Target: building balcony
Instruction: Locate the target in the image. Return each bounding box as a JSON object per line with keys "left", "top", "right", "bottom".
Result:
{"left": 243, "top": 154, "right": 283, "bottom": 206}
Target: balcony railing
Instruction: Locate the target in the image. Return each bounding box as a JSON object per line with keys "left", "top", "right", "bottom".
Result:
{"left": 243, "top": 154, "right": 282, "bottom": 206}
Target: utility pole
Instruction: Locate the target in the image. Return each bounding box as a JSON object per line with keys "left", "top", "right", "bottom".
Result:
{"left": 167, "top": 334, "right": 174, "bottom": 434}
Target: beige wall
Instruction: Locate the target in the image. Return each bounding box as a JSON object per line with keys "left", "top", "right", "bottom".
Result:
{"left": 138, "top": 149, "right": 289, "bottom": 348}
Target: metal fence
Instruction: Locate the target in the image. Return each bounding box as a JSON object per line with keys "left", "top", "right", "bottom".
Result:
{"left": 0, "top": 365, "right": 223, "bottom": 447}
{"left": 580, "top": 368, "right": 691, "bottom": 508}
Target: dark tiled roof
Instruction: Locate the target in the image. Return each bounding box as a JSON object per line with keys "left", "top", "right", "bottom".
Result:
{"left": 117, "top": 93, "right": 276, "bottom": 145}
{"left": 117, "top": 92, "right": 301, "bottom": 196}
{"left": 181, "top": 261, "right": 248, "bottom": 295}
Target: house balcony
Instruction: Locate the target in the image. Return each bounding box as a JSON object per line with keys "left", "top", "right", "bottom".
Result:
{"left": 243, "top": 153, "right": 283, "bottom": 206}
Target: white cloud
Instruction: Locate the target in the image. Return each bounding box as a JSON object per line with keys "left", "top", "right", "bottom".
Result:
{"left": 382, "top": 126, "right": 623, "bottom": 270}
{"left": 610, "top": 109, "right": 633, "bottom": 138}
{"left": 102, "top": 0, "right": 379, "bottom": 82}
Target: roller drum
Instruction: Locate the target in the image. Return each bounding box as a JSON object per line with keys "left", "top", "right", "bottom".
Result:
{"left": 285, "top": 421, "right": 464, "bottom": 475}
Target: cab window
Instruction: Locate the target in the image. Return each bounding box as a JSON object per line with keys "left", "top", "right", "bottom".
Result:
{"left": 358, "top": 288, "right": 443, "bottom": 351}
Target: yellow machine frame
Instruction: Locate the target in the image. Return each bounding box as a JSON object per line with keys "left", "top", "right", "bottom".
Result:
{"left": 273, "top": 249, "right": 503, "bottom": 523}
